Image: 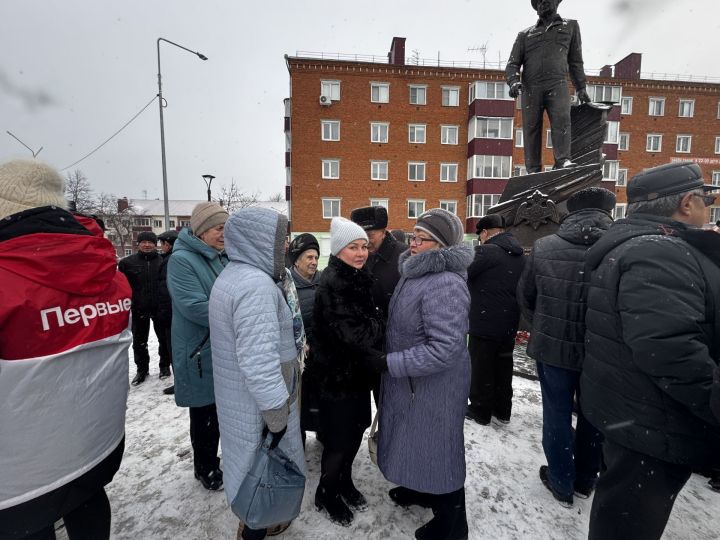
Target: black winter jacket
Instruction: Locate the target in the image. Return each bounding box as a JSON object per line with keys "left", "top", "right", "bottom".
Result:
{"left": 518, "top": 209, "right": 613, "bottom": 370}
{"left": 308, "top": 255, "right": 384, "bottom": 400}
{"left": 467, "top": 231, "right": 525, "bottom": 340}
{"left": 580, "top": 214, "right": 720, "bottom": 467}
{"left": 118, "top": 250, "right": 162, "bottom": 315}
{"left": 366, "top": 232, "right": 406, "bottom": 320}
{"left": 289, "top": 266, "right": 322, "bottom": 343}
{"left": 155, "top": 252, "right": 172, "bottom": 327}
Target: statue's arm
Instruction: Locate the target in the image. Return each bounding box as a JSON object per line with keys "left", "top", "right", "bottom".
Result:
{"left": 567, "top": 20, "right": 587, "bottom": 91}
{"left": 505, "top": 32, "right": 525, "bottom": 87}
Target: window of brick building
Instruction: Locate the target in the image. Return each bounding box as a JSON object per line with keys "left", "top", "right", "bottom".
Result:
{"left": 469, "top": 81, "right": 510, "bottom": 101}
{"left": 371, "top": 161, "right": 388, "bottom": 181}
{"left": 441, "top": 125, "right": 459, "bottom": 145}
{"left": 678, "top": 99, "right": 695, "bottom": 118}
{"left": 320, "top": 80, "right": 341, "bottom": 101}
{"left": 408, "top": 162, "right": 426, "bottom": 182}
{"left": 515, "top": 128, "right": 524, "bottom": 147}
{"left": 409, "top": 124, "right": 426, "bottom": 144}
{"left": 370, "top": 82, "right": 389, "bottom": 103}
{"left": 648, "top": 97, "right": 665, "bottom": 116}
{"left": 409, "top": 85, "right": 427, "bottom": 105}
{"left": 408, "top": 199, "right": 426, "bottom": 218}
{"left": 617, "top": 168, "right": 628, "bottom": 187}
{"left": 440, "top": 200, "right": 458, "bottom": 214}
{"left": 614, "top": 204, "right": 627, "bottom": 220}
{"left": 715, "top": 137, "right": 720, "bottom": 154}
{"left": 603, "top": 161, "right": 619, "bottom": 182}
{"left": 621, "top": 96, "right": 633, "bottom": 115}
{"left": 676, "top": 135, "right": 692, "bottom": 153}
{"left": 646, "top": 134, "right": 662, "bottom": 152}
{"left": 322, "top": 198, "right": 341, "bottom": 219}
{"left": 470, "top": 117, "right": 512, "bottom": 139}
{"left": 711, "top": 207, "right": 720, "bottom": 223}
{"left": 513, "top": 165, "right": 528, "bottom": 177}
{"left": 442, "top": 86, "right": 460, "bottom": 107}
{"left": 322, "top": 159, "right": 340, "bottom": 179}
{"left": 440, "top": 163, "right": 458, "bottom": 182}
{"left": 619, "top": 133, "right": 630, "bottom": 151}
{"left": 605, "top": 121, "right": 620, "bottom": 144}
{"left": 587, "top": 85, "right": 622, "bottom": 103}
{"left": 154, "top": 220, "right": 163, "bottom": 228}
{"left": 466, "top": 194, "right": 501, "bottom": 218}
{"left": 468, "top": 155, "right": 511, "bottom": 179}
{"left": 546, "top": 129, "right": 553, "bottom": 149}
{"left": 321, "top": 120, "right": 340, "bottom": 141}
{"left": 712, "top": 171, "right": 720, "bottom": 187}
{"left": 370, "top": 122, "right": 389, "bottom": 143}
{"left": 369, "top": 199, "right": 389, "bottom": 210}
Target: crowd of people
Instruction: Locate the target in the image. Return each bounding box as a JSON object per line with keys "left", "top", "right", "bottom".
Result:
{"left": 1, "top": 157, "right": 719, "bottom": 540}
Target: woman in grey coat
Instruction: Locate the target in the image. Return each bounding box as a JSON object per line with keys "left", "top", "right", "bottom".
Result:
{"left": 369, "top": 208, "right": 473, "bottom": 540}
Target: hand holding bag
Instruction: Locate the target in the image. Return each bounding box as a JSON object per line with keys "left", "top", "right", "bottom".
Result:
{"left": 231, "top": 431, "right": 306, "bottom": 529}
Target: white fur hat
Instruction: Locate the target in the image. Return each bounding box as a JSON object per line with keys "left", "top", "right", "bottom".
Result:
{"left": 330, "top": 216, "right": 368, "bottom": 256}
{"left": 0, "top": 159, "right": 67, "bottom": 219}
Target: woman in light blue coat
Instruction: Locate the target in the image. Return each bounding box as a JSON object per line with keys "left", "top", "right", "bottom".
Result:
{"left": 372, "top": 209, "right": 473, "bottom": 540}
{"left": 209, "top": 207, "right": 305, "bottom": 540}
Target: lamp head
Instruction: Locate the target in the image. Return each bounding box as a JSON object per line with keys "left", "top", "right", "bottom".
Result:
{"left": 197, "top": 53, "right": 208, "bottom": 61}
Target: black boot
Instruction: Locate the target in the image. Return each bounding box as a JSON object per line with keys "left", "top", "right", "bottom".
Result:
{"left": 415, "top": 488, "right": 468, "bottom": 540}
{"left": 163, "top": 384, "right": 175, "bottom": 395}
{"left": 341, "top": 479, "right": 368, "bottom": 512}
{"left": 195, "top": 469, "right": 223, "bottom": 491}
{"left": 315, "top": 485, "right": 353, "bottom": 527}
{"left": 389, "top": 486, "right": 433, "bottom": 509}
{"left": 131, "top": 371, "right": 148, "bottom": 386}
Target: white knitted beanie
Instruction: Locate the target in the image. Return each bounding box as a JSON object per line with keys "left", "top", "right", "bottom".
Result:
{"left": 330, "top": 216, "right": 368, "bottom": 256}
{"left": 0, "top": 159, "right": 67, "bottom": 219}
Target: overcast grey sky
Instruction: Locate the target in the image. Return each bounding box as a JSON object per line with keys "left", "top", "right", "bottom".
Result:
{"left": 2, "top": 0, "right": 718, "bottom": 201}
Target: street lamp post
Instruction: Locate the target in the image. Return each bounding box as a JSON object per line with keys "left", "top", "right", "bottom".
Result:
{"left": 202, "top": 174, "right": 215, "bottom": 202}
{"left": 157, "top": 37, "right": 208, "bottom": 230}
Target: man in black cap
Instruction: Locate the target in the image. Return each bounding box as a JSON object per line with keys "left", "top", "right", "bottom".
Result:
{"left": 157, "top": 230, "right": 178, "bottom": 394}
{"left": 506, "top": 0, "right": 590, "bottom": 173}
{"left": 517, "top": 186, "right": 615, "bottom": 508}
{"left": 466, "top": 214, "right": 524, "bottom": 427}
{"left": 580, "top": 162, "right": 720, "bottom": 538}
{"left": 350, "top": 206, "right": 406, "bottom": 319}
{"left": 119, "top": 231, "right": 171, "bottom": 385}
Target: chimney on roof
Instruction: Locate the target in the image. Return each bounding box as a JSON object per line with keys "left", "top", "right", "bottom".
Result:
{"left": 599, "top": 65, "right": 613, "bottom": 78}
{"left": 614, "top": 53, "right": 642, "bottom": 80}
{"left": 118, "top": 197, "right": 129, "bottom": 213}
{"left": 388, "top": 37, "right": 406, "bottom": 66}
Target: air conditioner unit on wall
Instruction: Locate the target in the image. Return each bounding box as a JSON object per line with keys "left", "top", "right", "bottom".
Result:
{"left": 319, "top": 95, "right": 332, "bottom": 106}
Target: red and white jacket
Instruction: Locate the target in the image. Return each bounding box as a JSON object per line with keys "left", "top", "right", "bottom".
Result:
{"left": 0, "top": 210, "right": 132, "bottom": 510}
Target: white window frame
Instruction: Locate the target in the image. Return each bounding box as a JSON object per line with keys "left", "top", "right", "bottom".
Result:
{"left": 408, "top": 162, "right": 426, "bottom": 182}
{"left": 441, "top": 86, "right": 460, "bottom": 107}
{"left": 469, "top": 117, "right": 513, "bottom": 140}
{"left": 124, "top": 248, "right": 132, "bottom": 257}
{"left": 466, "top": 194, "right": 501, "bottom": 218}
{"left": 371, "top": 160, "right": 389, "bottom": 181}
{"left": 712, "top": 171, "right": 720, "bottom": 187}
{"left": 320, "top": 80, "right": 340, "bottom": 101}
{"left": 513, "top": 165, "right": 528, "bottom": 177}
{"left": 370, "top": 82, "right": 390, "bottom": 103}
{"left": 468, "top": 155, "right": 512, "bottom": 179}
{"left": 614, "top": 203, "right": 627, "bottom": 220}
{"left": 676, "top": 135, "right": 692, "bottom": 154}
{"left": 409, "top": 85, "right": 427, "bottom": 105}
{"left": 321, "top": 198, "right": 341, "bottom": 219}
{"left": 678, "top": 99, "right": 695, "bottom": 118}
{"left": 603, "top": 160, "right": 619, "bottom": 182}
{"left": 646, "top": 134, "right": 663, "bottom": 152}
{"left": 322, "top": 159, "right": 340, "bottom": 179}
{"left": 648, "top": 97, "right": 665, "bottom": 116}
{"left": 621, "top": 96, "right": 633, "bottom": 115}
{"left": 408, "top": 124, "right": 427, "bottom": 144}
{"left": 321, "top": 120, "right": 340, "bottom": 141}
{"left": 153, "top": 219, "right": 163, "bottom": 228}
{"left": 546, "top": 129, "right": 553, "bottom": 149}
{"left": 135, "top": 218, "right": 150, "bottom": 227}
{"left": 711, "top": 207, "right": 720, "bottom": 224}
{"left": 515, "top": 128, "right": 524, "bottom": 147}
{"left": 469, "top": 81, "right": 511, "bottom": 101}
{"left": 605, "top": 121, "right": 620, "bottom": 144}
{"left": 369, "top": 198, "right": 389, "bottom": 210}
{"left": 617, "top": 168, "right": 628, "bottom": 187}
{"left": 439, "top": 200, "right": 458, "bottom": 215}
{"left": 440, "top": 163, "right": 458, "bottom": 183}
{"left": 587, "top": 85, "right": 622, "bottom": 104}
{"left": 441, "top": 125, "right": 459, "bottom": 145}
{"left": 715, "top": 137, "right": 720, "bottom": 154}
{"left": 407, "top": 199, "right": 426, "bottom": 219}
{"left": 370, "top": 122, "right": 389, "bottom": 143}
{"left": 619, "top": 132, "right": 630, "bottom": 151}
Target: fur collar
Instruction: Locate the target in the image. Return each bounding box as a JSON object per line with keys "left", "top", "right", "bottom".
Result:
{"left": 399, "top": 244, "right": 474, "bottom": 279}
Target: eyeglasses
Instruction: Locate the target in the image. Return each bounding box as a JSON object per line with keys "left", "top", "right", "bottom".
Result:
{"left": 410, "top": 234, "right": 438, "bottom": 246}
{"left": 692, "top": 193, "right": 717, "bottom": 207}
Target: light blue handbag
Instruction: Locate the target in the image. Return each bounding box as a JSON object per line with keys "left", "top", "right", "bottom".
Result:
{"left": 231, "top": 432, "right": 306, "bottom": 529}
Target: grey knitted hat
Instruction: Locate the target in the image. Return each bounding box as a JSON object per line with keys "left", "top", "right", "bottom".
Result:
{"left": 330, "top": 217, "right": 368, "bottom": 256}
{"left": 0, "top": 159, "right": 67, "bottom": 219}
{"left": 415, "top": 208, "right": 464, "bottom": 247}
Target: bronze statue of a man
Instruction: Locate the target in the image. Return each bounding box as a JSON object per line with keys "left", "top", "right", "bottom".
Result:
{"left": 506, "top": 0, "right": 590, "bottom": 173}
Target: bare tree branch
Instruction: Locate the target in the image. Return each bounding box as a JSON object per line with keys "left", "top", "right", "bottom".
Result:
{"left": 91, "top": 193, "right": 136, "bottom": 256}
{"left": 216, "top": 179, "right": 259, "bottom": 213}
{"left": 64, "top": 169, "right": 94, "bottom": 213}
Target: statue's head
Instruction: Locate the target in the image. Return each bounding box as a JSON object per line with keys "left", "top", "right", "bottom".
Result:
{"left": 531, "top": 0, "right": 561, "bottom": 16}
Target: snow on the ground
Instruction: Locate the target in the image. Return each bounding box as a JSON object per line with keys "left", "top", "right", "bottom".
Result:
{"left": 105, "top": 332, "right": 720, "bottom": 539}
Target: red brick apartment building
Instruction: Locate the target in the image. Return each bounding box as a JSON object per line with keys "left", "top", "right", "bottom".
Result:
{"left": 284, "top": 38, "right": 720, "bottom": 237}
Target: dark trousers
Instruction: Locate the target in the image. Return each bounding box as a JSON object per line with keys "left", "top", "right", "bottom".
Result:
{"left": 536, "top": 362, "right": 603, "bottom": 497}
{"left": 14, "top": 489, "right": 111, "bottom": 540}
{"left": 521, "top": 80, "right": 572, "bottom": 172}
{"left": 131, "top": 313, "right": 171, "bottom": 373}
{"left": 468, "top": 335, "right": 514, "bottom": 422}
{"left": 589, "top": 439, "right": 692, "bottom": 540}
{"left": 189, "top": 404, "right": 221, "bottom": 475}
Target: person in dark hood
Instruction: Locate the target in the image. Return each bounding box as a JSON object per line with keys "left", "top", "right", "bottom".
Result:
{"left": 517, "top": 186, "right": 615, "bottom": 508}
{"left": 465, "top": 214, "right": 525, "bottom": 427}
{"left": 118, "top": 230, "right": 170, "bottom": 385}
{"left": 580, "top": 163, "right": 720, "bottom": 539}
{"left": 157, "top": 229, "right": 178, "bottom": 395}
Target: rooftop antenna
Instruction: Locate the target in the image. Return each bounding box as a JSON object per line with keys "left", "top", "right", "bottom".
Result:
{"left": 467, "top": 42, "right": 489, "bottom": 69}
{"left": 6, "top": 131, "right": 43, "bottom": 157}
{"left": 410, "top": 49, "right": 420, "bottom": 65}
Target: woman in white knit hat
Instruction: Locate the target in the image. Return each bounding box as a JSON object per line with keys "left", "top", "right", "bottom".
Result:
{"left": 306, "top": 217, "right": 385, "bottom": 526}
